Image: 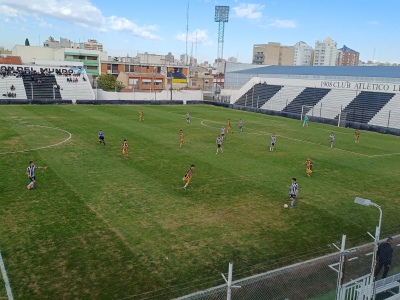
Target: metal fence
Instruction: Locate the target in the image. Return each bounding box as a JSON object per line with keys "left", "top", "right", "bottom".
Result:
{"left": 175, "top": 235, "right": 400, "bottom": 300}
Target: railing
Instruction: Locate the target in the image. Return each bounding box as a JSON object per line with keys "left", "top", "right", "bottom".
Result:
{"left": 337, "top": 274, "right": 372, "bottom": 300}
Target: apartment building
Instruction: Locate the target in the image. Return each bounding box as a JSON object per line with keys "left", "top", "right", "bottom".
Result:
{"left": 252, "top": 42, "right": 294, "bottom": 66}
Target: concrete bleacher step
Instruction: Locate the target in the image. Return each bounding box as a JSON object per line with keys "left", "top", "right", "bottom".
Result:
{"left": 339, "top": 91, "right": 395, "bottom": 123}
{"left": 261, "top": 86, "right": 305, "bottom": 111}
{"left": 375, "top": 273, "right": 400, "bottom": 295}
{"left": 235, "top": 83, "right": 283, "bottom": 108}
{"left": 283, "top": 87, "right": 330, "bottom": 114}
{"left": 369, "top": 93, "right": 400, "bottom": 128}
{"left": 309, "top": 89, "right": 356, "bottom": 119}
{"left": 22, "top": 74, "right": 61, "bottom": 99}
{"left": 0, "top": 76, "right": 27, "bottom": 99}
{"left": 55, "top": 74, "right": 94, "bottom": 100}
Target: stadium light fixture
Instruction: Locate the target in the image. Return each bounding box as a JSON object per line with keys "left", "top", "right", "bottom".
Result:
{"left": 354, "top": 197, "right": 382, "bottom": 300}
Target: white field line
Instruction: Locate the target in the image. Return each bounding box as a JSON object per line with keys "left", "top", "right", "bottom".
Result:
{"left": 0, "top": 252, "right": 14, "bottom": 300}
{"left": 200, "top": 120, "right": 373, "bottom": 157}
{"left": 197, "top": 118, "right": 399, "bottom": 158}
{"left": 0, "top": 125, "right": 72, "bottom": 155}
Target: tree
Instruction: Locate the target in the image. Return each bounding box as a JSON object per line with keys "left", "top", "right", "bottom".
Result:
{"left": 25, "top": 38, "right": 30, "bottom": 46}
{"left": 115, "top": 80, "right": 125, "bottom": 92}
{"left": 97, "top": 74, "right": 125, "bottom": 92}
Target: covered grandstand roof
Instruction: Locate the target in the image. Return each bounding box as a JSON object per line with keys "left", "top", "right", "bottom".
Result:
{"left": 233, "top": 65, "right": 400, "bottom": 79}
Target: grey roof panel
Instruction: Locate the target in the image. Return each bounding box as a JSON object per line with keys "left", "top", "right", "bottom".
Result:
{"left": 232, "top": 65, "right": 400, "bottom": 79}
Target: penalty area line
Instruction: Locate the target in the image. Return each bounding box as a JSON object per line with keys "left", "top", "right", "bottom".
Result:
{"left": 0, "top": 125, "right": 72, "bottom": 155}
{"left": 0, "top": 252, "right": 14, "bottom": 300}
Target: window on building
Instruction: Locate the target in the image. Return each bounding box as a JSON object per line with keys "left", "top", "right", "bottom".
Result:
{"left": 86, "top": 66, "right": 98, "bottom": 70}
{"left": 112, "top": 64, "right": 119, "bottom": 73}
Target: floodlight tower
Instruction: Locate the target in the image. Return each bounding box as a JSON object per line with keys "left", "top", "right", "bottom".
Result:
{"left": 214, "top": 6, "right": 229, "bottom": 66}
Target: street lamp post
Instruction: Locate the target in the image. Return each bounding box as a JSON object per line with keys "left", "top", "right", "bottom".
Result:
{"left": 354, "top": 197, "right": 382, "bottom": 300}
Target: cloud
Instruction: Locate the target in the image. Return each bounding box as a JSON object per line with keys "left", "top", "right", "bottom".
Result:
{"left": 267, "top": 19, "right": 297, "bottom": 28}
{"left": 38, "top": 21, "right": 54, "bottom": 28}
{"left": 368, "top": 20, "right": 379, "bottom": 25}
{"left": 107, "top": 16, "right": 160, "bottom": 40}
{"left": 233, "top": 3, "right": 265, "bottom": 20}
{"left": 0, "top": 0, "right": 160, "bottom": 40}
{"left": 174, "top": 29, "right": 213, "bottom": 46}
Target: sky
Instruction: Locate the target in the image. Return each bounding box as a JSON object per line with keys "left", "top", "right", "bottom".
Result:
{"left": 0, "top": 0, "right": 399, "bottom": 64}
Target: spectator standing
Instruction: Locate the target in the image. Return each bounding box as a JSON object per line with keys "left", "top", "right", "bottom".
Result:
{"left": 374, "top": 237, "right": 394, "bottom": 279}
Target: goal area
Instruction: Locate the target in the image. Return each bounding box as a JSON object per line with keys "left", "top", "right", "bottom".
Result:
{"left": 301, "top": 105, "right": 347, "bottom": 127}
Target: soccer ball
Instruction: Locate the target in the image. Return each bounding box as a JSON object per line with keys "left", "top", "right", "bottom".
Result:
{"left": 283, "top": 204, "right": 289, "bottom": 209}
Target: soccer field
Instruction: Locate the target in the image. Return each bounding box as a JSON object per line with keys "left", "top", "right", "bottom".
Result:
{"left": 0, "top": 104, "right": 399, "bottom": 300}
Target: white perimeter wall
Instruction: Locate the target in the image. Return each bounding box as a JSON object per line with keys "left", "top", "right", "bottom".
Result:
{"left": 97, "top": 89, "right": 203, "bottom": 101}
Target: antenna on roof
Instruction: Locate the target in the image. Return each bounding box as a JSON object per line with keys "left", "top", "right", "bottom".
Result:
{"left": 195, "top": 31, "right": 198, "bottom": 61}
{"left": 190, "top": 41, "right": 193, "bottom": 66}
{"left": 185, "top": 2, "right": 189, "bottom": 65}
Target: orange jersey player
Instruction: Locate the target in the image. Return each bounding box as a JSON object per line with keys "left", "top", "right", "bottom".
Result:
{"left": 139, "top": 109, "right": 144, "bottom": 122}
{"left": 182, "top": 164, "right": 195, "bottom": 190}
{"left": 355, "top": 130, "right": 360, "bottom": 143}
{"left": 303, "top": 157, "right": 314, "bottom": 177}
{"left": 179, "top": 130, "right": 185, "bottom": 148}
{"left": 227, "top": 119, "right": 233, "bottom": 134}
{"left": 121, "top": 139, "right": 129, "bottom": 159}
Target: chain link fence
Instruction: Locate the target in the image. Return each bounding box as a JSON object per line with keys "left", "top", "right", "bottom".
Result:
{"left": 174, "top": 235, "right": 400, "bottom": 300}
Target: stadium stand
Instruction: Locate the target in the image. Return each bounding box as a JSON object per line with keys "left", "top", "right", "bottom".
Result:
{"left": 226, "top": 65, "right": 400, "bottom": 130}
{"left": 282, "top": 87, "right": 331, "bottom": 115}
{"left": 261, "top": 86, "right": 305, "bottom": 111}
{"left": 369, "top": 94, "right": 400, "bottom": 128}
{"left": 56, "top": 73, "right": 94, "bottom": 100}
{"left": 235, "top": 83, "right": 282, "bottom": 107}
{"left": 0, "top": 76, "right": 27, "bottom": 99}
{"left": 22, "top": 74, "right": 61, "bottom": 100}
{"left": 335, "top": 91, "right": 395, "bottom": 123}
{"left": 307, "top": 89, "right": 356, "bottom": 119}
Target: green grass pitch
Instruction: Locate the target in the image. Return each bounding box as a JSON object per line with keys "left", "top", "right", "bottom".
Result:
{"left": 0, "top": 104, "right": 399, "bottom": 299}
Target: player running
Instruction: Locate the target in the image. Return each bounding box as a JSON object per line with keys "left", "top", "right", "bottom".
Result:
{"left": 121, "top": 139, "right": 129, "bottom": 159}
{"left": 239, "top": 119, "right": 243, "bottom": 132}
{"left": 221, "top": 126, "right": 226, "bottom": 140}
{"left": 139, "top": 109, "right": 144, "bottom": 122}
{"left": 186, "top": 112, "right": 191, "bottom": 124}
{"left": 26, "top": 161, "right": 47, "bottom": 190}
{"left": 179, "top": 130, "right": 185, "bottom": 148}
{"left": 329, "top": 132, "right": 335, "bottom": 148}
{"left": 98, "top": 130, "right": 105, "bottom": 145}
{"left": 227, "top": 119, "right": 233, "bottom": 134}
{"left": 216, "top": 135, "right": 223, "bottom": 154}
{"left": 182, "top": 164, "right": 195, "bottom": 190}
{"left": 269, "top": 133, "right": 276, "bottom": 152}
{"left": 289, "top": 178, "right": 299, "bottom": 208}
{"left": 303, "top": 157, "right": 314, "bottom": 177}
{"left": 355, "top": 130, "right": 360, "bottom": 143}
